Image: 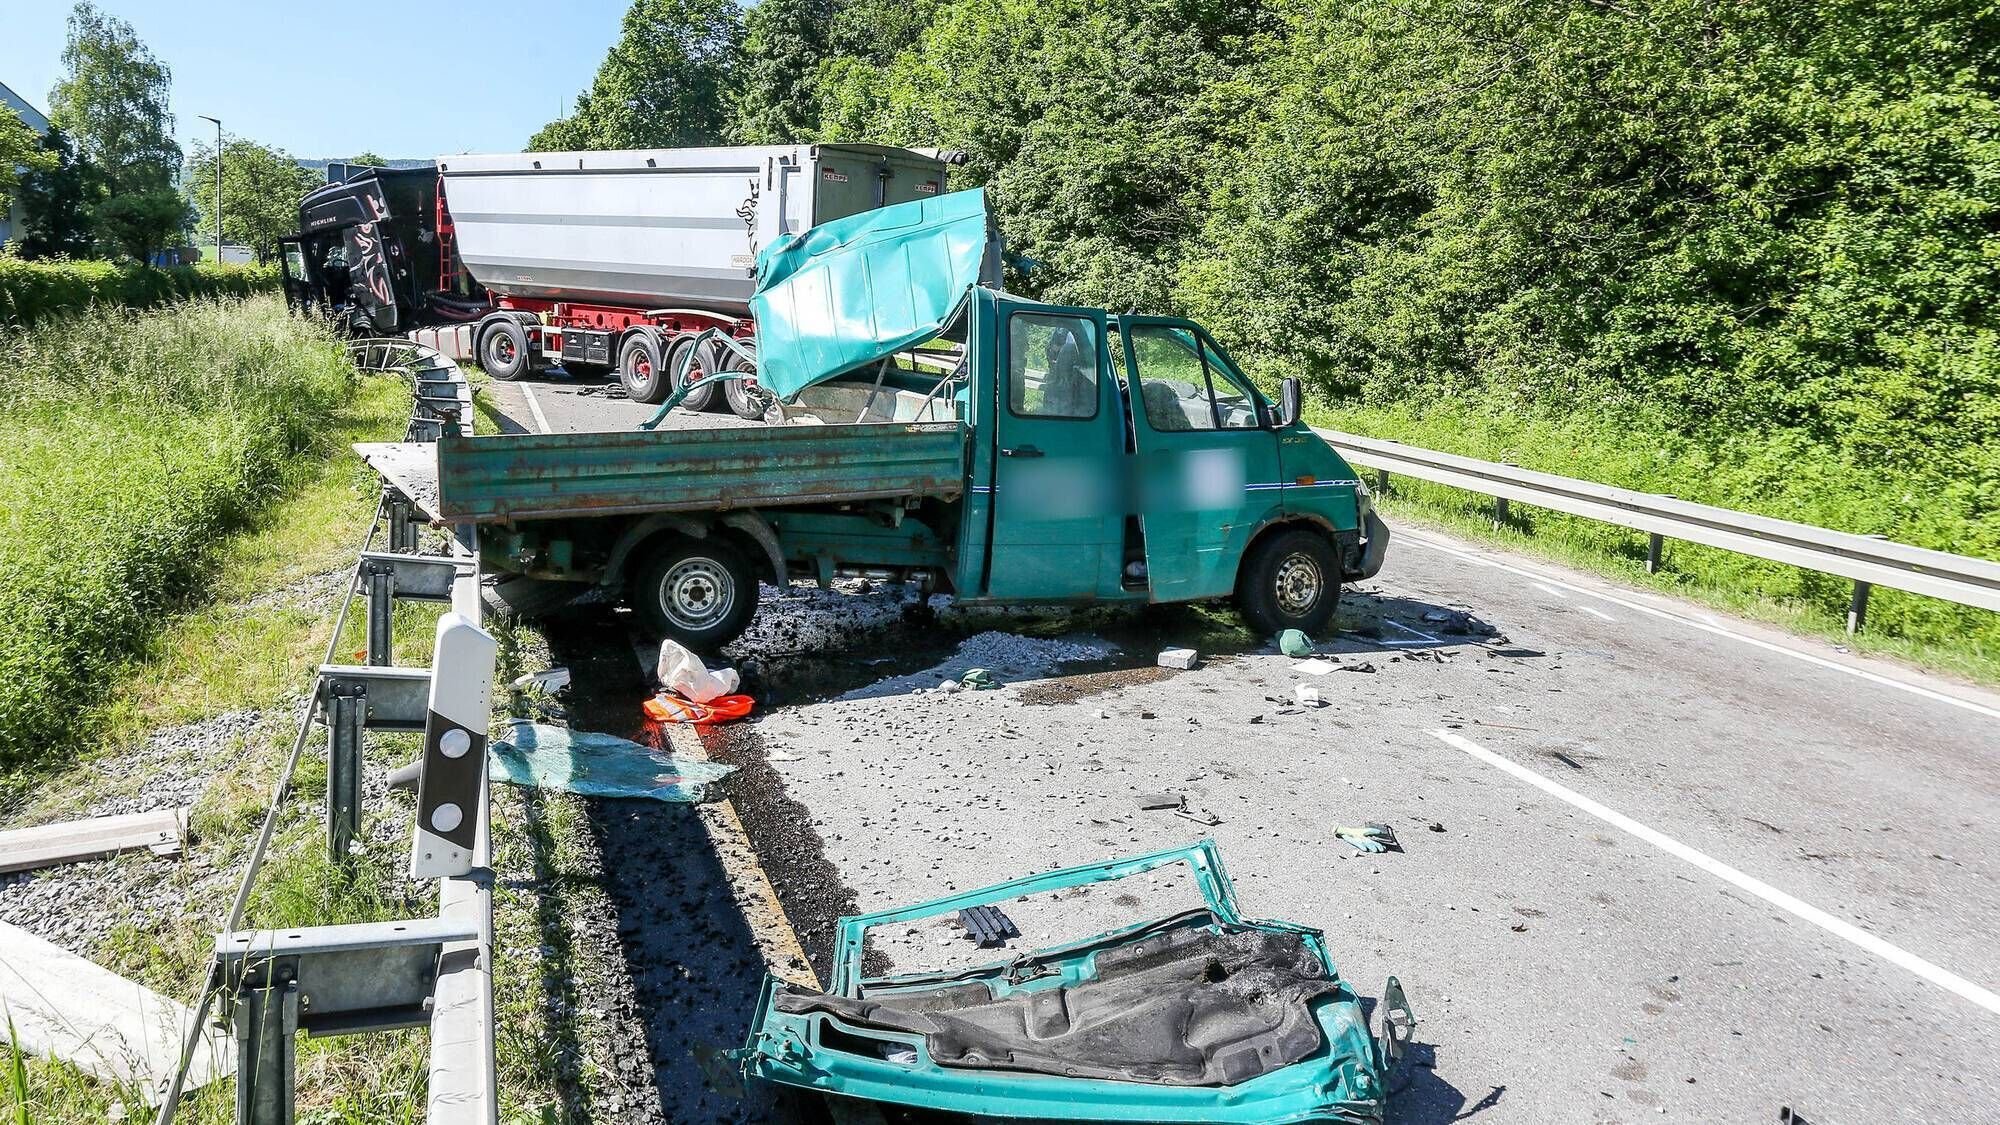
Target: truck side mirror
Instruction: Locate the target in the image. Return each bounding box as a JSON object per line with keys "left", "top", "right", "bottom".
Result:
{"left": 1276, "top": 377, "right": 1302, "bottom": 428}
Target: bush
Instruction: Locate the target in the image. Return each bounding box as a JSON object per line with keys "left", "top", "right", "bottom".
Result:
{"left": 0, "top": 295, "right": 351, "bottom": 772}
{"left": 0, "top": 258, "right": 280, "bottom": 326}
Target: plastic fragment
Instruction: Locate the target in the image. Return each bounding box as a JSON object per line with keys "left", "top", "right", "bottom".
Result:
{"left": 1278, "top": 629, "right": 1313, "bottom": 657}
{"left": 489, "top": 720, "right": 733, "bottom": 802}
{"left": 1157, "top": 647, "right": 1199, "bottom": 670}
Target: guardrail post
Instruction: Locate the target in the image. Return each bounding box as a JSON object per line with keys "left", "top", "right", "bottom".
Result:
{"left": 1847, "top": 580, "right": 1872, "bottom": 636}
{"left": 1646, "top": 533, "right": 1664, "bottom": 575}
{"left": 364, "top": 560, "right": 394, "bottom": 666}
{"left": 232, "top": 957, "right": 299, "bottom": 1125}
{"left": 326, "top": 683, "right": 365, "bottom": 862}
{"left": 1492, "top": 496, "right": 1510, "bottom": 530}
{"left": 1374, "top": 469, "right": 1390, "bottom": 496}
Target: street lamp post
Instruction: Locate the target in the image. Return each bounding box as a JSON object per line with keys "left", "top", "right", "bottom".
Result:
{"left": 197, "top": 115, "right": 221, "bottom": 263}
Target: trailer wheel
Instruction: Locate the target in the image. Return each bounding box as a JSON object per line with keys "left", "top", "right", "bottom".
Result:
{"left": 667, "top": 334, "right": 720, "bottom": 412}
{"left": 1235, "top": 527, "right": 1342, "bottom": 638}
{"left": 632, "top": 535, "right": 759, "bottom": 650}
{"left": 619, "top": 331, "right": 669, "bottom": 404}
{"left": 722, "top": 343, "right": 771, "bottom": 419}
{"left": 480, "top": 319, "right": 531, "bottom": 381}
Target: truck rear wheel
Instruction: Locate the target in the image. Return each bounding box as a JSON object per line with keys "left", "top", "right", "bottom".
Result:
{"left": 619, "top": 331, "right": 669, "bottom": 404}
{"left": 480, "top": 319, "right": 531, "bottom": 381}
{"left": 1235, "top": 528, "right": 1342, "bottom": 638}
{"left": 632, "top": 535, "right": 759, "bottom": 650}
{"left": 668, "top": 335, "right": 720, "bottom": 412}
{"left": 722, "top": 343, "right": 769, "bottom": 419}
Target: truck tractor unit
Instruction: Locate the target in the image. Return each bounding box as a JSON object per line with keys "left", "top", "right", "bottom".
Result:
{"left": 282, "top": 145, "right": 961, "bottom": 418}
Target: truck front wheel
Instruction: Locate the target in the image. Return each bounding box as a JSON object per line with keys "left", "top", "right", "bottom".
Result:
{"left": 632, "top": 536, "right": 759, "bottom": 650}
{"left": 1235, "top": 528, "right": 1342, "bottom": 638}
{"left": 480, "top": 319, "right": 531, "bottom": 381}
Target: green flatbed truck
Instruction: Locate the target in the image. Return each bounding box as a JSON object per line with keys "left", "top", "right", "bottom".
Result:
{"left": 360, "top": 190, "right": 1387, "bottom": 649}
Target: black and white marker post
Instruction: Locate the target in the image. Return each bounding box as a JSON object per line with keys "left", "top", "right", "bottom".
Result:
{"left": 411, "top": 611, "right": 497, "bottom": 879}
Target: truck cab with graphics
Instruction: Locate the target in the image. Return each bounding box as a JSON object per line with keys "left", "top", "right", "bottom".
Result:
{"left": 359, "top": 188, "right": 1388, "bottom": 647}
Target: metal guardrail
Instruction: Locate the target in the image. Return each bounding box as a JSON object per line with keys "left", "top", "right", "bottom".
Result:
{"left": 1318, "top": 428, "right": 2000, "bottom": 632}
{"left": 156, "top": 340, "right": 496, "bottom": 1125}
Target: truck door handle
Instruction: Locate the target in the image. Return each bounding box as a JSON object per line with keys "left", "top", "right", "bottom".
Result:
{"left": 1001, "top": 445, "right": 1044, "bottom": 458}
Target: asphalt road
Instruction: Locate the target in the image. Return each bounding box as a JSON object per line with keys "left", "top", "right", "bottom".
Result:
{"left": 484, "top": 369, "right": 2000, "bottom": 1124}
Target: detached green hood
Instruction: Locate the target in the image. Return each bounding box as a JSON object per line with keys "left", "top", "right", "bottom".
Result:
{"left": 749, "top": 188, "right": 990, "bottom": 399}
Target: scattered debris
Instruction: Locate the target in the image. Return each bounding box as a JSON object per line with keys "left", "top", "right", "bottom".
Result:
{"left": 490, "top": 720, "right": 734, "bottom": 801}
{"left": 658, "top": 638, "right": 740, "bottom": 703}
{"left": 0, "top": 920, "right": 232, "bottom": 1103}
{"left": 1135, "top": 793, "right": 1185, "bottom": 811}
{"left": 0, "top": 808, "right": 187, "bottom": 875}
{"left": 1511, "top": 921, "right": 1528, "bottom": 932}
{"left": 731, "top": 842, "right": 1409, "bottom": 1118}
{"left": 644, "top": 692, "right": 755, "bottom": 725}
{"left": 1426, "top": 821, "right": 1446, "bottom": 833}
{"left": 958, "top": 904, "right": 1020, "bottom": 948}
{"left": 510, "top": 665, "right": 572, "bottom": 692}
{"left": 960, "top": 668, "right": 1000, "bottom": 691}
{"left": 1340, "top": 661, "right": 1378, "bottom": 674}
{"left": 1278, "top": 629, "right": 1314, "bottom": 657}
{"left": 1293, "top": 684, "right": 1328, "bottom": 708}
{"left": 1293, "top": 658, "right": 1339, "bottom": 676}
{"left": 1156, "top": 647, "right": 1200, "bottom": 670}
{"left": 1333, "top": 823, "right": 1401, "bottom": 855}
{"left": 1174, "top": 804, "right": 1223, "bottom": 826}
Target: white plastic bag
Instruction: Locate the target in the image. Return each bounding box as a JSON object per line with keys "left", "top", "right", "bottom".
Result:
{"left": 657, "top": 638, "right": 740, "bottom": 703}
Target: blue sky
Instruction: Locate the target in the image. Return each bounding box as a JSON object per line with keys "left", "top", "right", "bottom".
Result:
{"left": 0, "top": 0, "right": 634, "bottom": 158}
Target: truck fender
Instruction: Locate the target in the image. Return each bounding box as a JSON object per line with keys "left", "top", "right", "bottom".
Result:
{"left": 602, "top": 514, "right": 710, "bottom": 587}
{"left": 718, "top": 512, "right": 787, "bottom": 587}
{"left": 1237, "top": 515, "right": 1350, "bottom": 584}
{"left": 601, "top": 511, "right": 787, "bottom": 589}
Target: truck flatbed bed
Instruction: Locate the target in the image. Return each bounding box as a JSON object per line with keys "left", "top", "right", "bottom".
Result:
{"left": 358, "top": 420, "right": 966, "bottom": 526}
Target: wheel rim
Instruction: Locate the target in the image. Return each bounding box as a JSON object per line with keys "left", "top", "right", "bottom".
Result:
{"left": 1273, "top": 552, "right": 1323, "bottom": 616}
{"left": 627, "top": 352, "right": 652, "bottom": 388}
{"left": 491, "top": 334, "right": 516, "bottom": 366}
{"left": 658, "top": 557, "right": 734, "bottom": 631}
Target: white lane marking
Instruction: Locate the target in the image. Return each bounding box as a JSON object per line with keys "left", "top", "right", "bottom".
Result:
{"left": 1430, "top": 729, "right": 2000, "bottom": 1015}
{"left": 520, "top": 382, "right": 554, "bottom": 435}
{"left": 1578, "top": 605, "right": 1617, "bottom": 622}
{"left": 1397, "top": 530, "right": 2000, "bottom": 721}
{"left": 1380, "top": 619, "right": 1443, "bottom": 646}
{"left": 1533, "top": 582, "right": 1568, "bottom": 599}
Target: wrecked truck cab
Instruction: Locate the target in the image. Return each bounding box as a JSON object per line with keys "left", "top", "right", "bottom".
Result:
{"left": 733, "top": 841, "right": 1414, "bottom": 1123}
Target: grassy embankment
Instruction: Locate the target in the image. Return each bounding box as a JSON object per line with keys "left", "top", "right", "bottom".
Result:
{"left": 0, "top": 259, "right": 278, "bottom": 326}
{"left": 1313, "top": 399, "right": 2000, "bottom": 685}
{"left": 1, "top": 305, "right": 585, "bottom": 1120}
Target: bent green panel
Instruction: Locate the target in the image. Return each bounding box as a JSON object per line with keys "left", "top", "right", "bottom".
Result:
{"left": 750, "top": 188, "right": 990, "bottom": 399}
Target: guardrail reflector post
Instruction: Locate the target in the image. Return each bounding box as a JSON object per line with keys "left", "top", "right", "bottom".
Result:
{"left": 411, "top": 612, "right": 496, "bottom": 880}
{"left": 1847, "top": 580, "right": 1871, "bottom": 636}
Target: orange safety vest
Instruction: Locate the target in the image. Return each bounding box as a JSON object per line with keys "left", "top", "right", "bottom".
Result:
{"left": 643, "top": 692, "right": 755, "bottom": 725}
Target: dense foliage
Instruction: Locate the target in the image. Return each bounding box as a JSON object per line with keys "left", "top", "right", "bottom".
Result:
{"left": 530, "top": 0, "right": 743, "bottom": 149}
{"left": 0, "top": 297, "right": 351, "bottom": 772}
{"left": 670, "top": 0, "right": 1995, "bottom": 653}
{"left": 0, "top": 259, "right": 278, "bottom": 326}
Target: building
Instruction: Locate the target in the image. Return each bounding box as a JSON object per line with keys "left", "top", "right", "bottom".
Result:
{"left": 1, "top": 80, "right": 51, "bottom": 246}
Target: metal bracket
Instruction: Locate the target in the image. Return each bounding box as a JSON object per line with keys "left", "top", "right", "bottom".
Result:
{"left": 385, "top": 492, "right": 420, "bottom": 555}
{"left": 359, "top": 553, "right": 472, "bottom": 666}
{"left": 316, "top": 665, "right": 433, "bottom": 731}
{"left": 315, "top": 665, "right": 433, "bottom": 864}
{"left": 214, "top": 918, "right": 479, "bottom": 1125}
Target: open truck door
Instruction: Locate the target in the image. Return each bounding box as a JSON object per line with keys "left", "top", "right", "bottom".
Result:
{"left": 1120, "top": 317, "right": 1283, "bottom": 602}
{"left": 277, "top": 236, "right": 315, "bottom": 315}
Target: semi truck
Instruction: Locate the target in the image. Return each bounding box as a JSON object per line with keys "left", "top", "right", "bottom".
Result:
{"left": 359, "top": 189, "right": 1389, "bottom": 647}
{"left": 280, "top": 144, "right": 961, "bottom": 417}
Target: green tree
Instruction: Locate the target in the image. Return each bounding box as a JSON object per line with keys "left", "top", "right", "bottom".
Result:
{"left": 348, "top": 151, "right": 387, "bottom": 167}
{"left": 47, "top": 1, "right": 184, "bottom": 259}
{"left": 15, "top": 127, "right": 101, "bottom": 259}
{"left": 733, "top": 0, "right": 834, "bottom": 143}
{"left": 0, "top": 107, "right": 57, "bottom": 226}
{"left": 531, "top": 0, "right": 744, "bottom": 149}
{"left": 187, "top": 136, "right": 321, "bottom": 261}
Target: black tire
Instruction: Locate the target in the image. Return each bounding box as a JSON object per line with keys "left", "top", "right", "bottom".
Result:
{"left": 721, "top": 342, "right": 769, "bottom": 419}
{"left": 1235, "top": 528, "right": 1342, "bottom": 638}
{"left": 619, "top": 331, "right": 670, "bottom": 404}
{"left": 667, "top": 334, "right": 720, "bottom": 412}
{"left": 480, "top": 318, "right": 531, "bottom": 381}
{"left": 482, "top": 575, "right": 585, "bottom": 619}
{"left": 631, "top": 535, "right": 759, "bottom": 649}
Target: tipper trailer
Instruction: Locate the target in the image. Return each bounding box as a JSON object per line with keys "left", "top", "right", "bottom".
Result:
{"left": 281, "top": 144, "right": 964, "bottom": 417}
{"left": 360, "top": 190, "right": 1388, "bottom": 648}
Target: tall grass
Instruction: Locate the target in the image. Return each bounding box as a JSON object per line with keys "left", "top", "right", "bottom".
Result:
{"left": 0, "top": 296, "right": 352, "bottom": 778}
